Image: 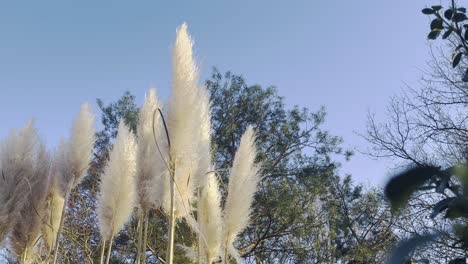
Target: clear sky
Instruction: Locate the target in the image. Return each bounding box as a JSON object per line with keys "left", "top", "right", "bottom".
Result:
{"left": 0, "top": 0, "right": 434, "bottom": 186}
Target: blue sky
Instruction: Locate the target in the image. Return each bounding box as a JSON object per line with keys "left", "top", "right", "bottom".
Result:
{"left": 0, "top": 0, "right": 435, "bottom": 185}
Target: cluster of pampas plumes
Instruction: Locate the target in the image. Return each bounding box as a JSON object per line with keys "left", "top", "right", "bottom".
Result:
{"left": 0, "top": 121, "right": 51, "bottom": 263}
{"left": 97, "top": 120, "right": 137, "bottom": 264}
{"left": 181, "top": 126, "right": 260, "bottom": 264}
{"left": 0, "top": 23, "right": 262, "bottom": 264}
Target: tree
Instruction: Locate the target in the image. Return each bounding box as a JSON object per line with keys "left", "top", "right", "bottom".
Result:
{"left": 364, "top": 1, "right": 468, "bottom": 262}
{"left": 206, "top": 68, "right": 395, "bottom": 263}
{"left": 422, "top": 1, "right": 468, "bottom": 82}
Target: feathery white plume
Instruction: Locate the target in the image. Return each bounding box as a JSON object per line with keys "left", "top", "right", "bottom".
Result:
{"left": 97, "top": 121, "right": 137, "bottom": 241}
{"left": 193, "top": 89, "right": 212, "bottom": 189}
{"left": 223, "top": 126, "right": 260, "bottom": 261}
{"left": 164, "top": 23, "right": 211, "bottom": 218}
{"left": 198, "top": 173, "right": 222, "bottom": 263}
{"left": 5, "top": 121, "right": 51, "bottom": 262}
{"left": 0, "top": 121, "right": 46, "bottom": 242}
{"left": 57, "top": 103, "right": 95, "bottom": 195}
{"left": 136, "top": 88, "right": 167, "bottom": 211}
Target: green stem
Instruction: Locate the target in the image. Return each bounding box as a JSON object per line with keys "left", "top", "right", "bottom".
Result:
{"left": 166, "top": 172, "right": 175, "bottom": 264}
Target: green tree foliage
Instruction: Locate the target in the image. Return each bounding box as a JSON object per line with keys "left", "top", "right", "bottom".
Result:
{"left": 206, "top": 69, "right": 394, "bottom": 263}
{"left": 422, "top": 1, "right": 468, "bottom": 81}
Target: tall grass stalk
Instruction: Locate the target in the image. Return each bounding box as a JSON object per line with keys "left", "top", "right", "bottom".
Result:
{"left": 142, "top": 210, "right": 149, "bottom": 263}
{"left": 100, "top": 240, "right": 106, "bottom": 264}
{"left": 105, "top": 234, "right": 114, "bottom": 264}
{"left": 0, "top": 121, "right": 45, "bottom": 246}
{"left": 51, "top": 103, "right": 95, "bottom": 264}
{"left": 166, "top": 170, "right": 176, "bottom": 264}
{"left": 165, "top": 21, "right": 212, "bottom": 264}
{"left": 7, "top": 121, "right": 51, "bottom": 264}
{"left": 136, "top": 89, "right": 167, "bottom": 263}
{"left": 136, "top": 209, "right": 143, "bottom": 264}
{"left": 222, "top": 126, "right": 260, "bottom": 263}
{"left": 97, "top": 121, "right": 137, "bottom": 264}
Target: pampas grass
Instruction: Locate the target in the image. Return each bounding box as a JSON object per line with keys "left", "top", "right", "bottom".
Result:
{"left": 223, "top": 126, "right": 260, "bottom": 263}
{"left": 135, "top": 88, "right": 167, "bottom": 263}
{"left": 1, "top": 121, "right": 51, "bottom": 263}
{"left": 164, "top": 22, "right": 214, "bottom": 264}
{"left": 136, "top": 88, "right": 166, "bottom": 212}
{"left": 41, "top": 160, "right": 65, "bottom": 253}
{"left": 51, "top": 103, "right": 95, "bottom": 264}
{"left": 97, "top": 120, "right": 137, "bottom": 264}
{"left": 0, "top": 121, "right": 42, "bottom": 243}
{"left": 164, "top": 22, "right": 199, "bottom": 218}
{"left": 198, "top": 173, "right": 222, "bottom": 263}
{"left": 57, "top": 103, "right": 96, "bottom": 194}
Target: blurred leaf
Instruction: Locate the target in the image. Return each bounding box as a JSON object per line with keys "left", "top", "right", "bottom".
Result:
{"left": 449, "top": 258, "right": 466, "bottom": 264}
{"left": 463, "top": 68, "right": 468, "bottom": 82}
{"left": 422, "top": 8, "right": 435, "bottom": 15}
{"left": 432, "top": 5, "right": 443, "bottom": 11}
{"left": 453, "top": 224, "right": 468, "bottom": 248}
{"left": 443, "top": 28, "right": 453, "bottom": 39}
{"left": 453, "top": 52, "right": 463, "bottom": 68}
{"left": 431, "top": 18, "right": 444, "bottom": 30}
{"left": 385, "top": 166, "right": 439, "bottom": 212}
{"left": 428, "top": 29, "right": 442, "bottom": 40}
{"left": 445, "top": 9, "right": 454, "bottom": 19}
{"left": 436, "top": 175, "right": 450, "bottom": 193}
{"left": 453, "top": 13, "right": 467, "bottom": 22}
{"left": 458, "top": 7, "right": 467, "bottom": 13}
{"left": 431, "top": 197, "right": 454, "bottom": 218}
{"left": 445, "top": 198, "right": 468, "bottom": 219}
{"left": 387, "top": 234, "right": 438, "bottom": 264}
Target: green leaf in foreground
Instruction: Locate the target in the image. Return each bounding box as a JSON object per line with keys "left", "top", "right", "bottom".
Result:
{"left": 385, "top": 166, "right": 439, "bottom": 212}
{"left": 453, "top": 52, "right": 463, "bottom": 68}
{"left": 422, "top": 8, "right": 435, "bottom": 15}
{"left": 387, "top": 234, "right": 438, "bottom": 264}
{"left": 428, "top": 29, "right": 442, "bottom": 40}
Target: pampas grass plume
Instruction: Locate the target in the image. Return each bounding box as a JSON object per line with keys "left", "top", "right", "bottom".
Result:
{"left": 0, "top": 121, "right": 46, "bottom": 242}
{"left": 136, "top": 88, "right": 166, "bottom": 211}
{"left": 97, "top": 121, "right": 137, "bottom": 241}
{"left": 165, "top": 22, "right": 208, "bottom": 218}
{"left": 198, "top": 172, "right": 222, "bottom": 263}
{"left": 57, "top": 103, "right": 95, "bottom": 195}
{"left": 223, "top": 126, "right": 260, "bottom": 260}
{"left": 5, "top": 121, "right": 51, "bottom": 262}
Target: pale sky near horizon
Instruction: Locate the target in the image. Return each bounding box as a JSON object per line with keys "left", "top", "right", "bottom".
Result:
{"left": 0, "top": 0, "right": 436, "bottom": 186}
